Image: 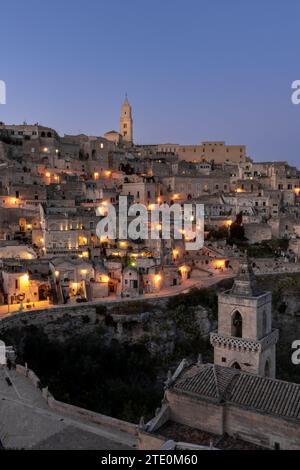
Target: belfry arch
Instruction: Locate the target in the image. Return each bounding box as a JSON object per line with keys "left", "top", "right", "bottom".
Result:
{"left": 231, "top": 311, "right": 243, "bottom": 338}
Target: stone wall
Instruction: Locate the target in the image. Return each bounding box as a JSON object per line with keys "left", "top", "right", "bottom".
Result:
{"left": 225, "top": 404, "right": 300, "bottom": 450}
{"left": 166, "top": 389, "right": 300, "bottom": 450}
{"left": 166, "top": 390, "right": 224, "bottom": 435}
{"left": 138, "top": 430, "right": 166, "bottom": 450}
{"left": 15, "top": 363, "right": 138, "bottom": 438}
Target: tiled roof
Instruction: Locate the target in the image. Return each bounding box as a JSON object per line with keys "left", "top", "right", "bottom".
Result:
{"left": 171, "top": 363, "right": 300, "bottom": 421}
{"left": 229, "top": 373, "right": 300, "bottom": 419}
{"left": 173, "top": 363, "right": 239, "bottom": 401}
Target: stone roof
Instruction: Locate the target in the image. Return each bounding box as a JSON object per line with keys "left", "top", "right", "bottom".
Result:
{"left": 230, "top": 257, "right": 262, "bottom": 297}
{"left": 171, "top": 363, "right": 300, "bottom": 421}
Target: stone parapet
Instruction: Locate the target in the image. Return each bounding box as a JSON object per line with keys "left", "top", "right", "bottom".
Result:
{"left": 210, "top": 329, "right": 278, "bottom": 353}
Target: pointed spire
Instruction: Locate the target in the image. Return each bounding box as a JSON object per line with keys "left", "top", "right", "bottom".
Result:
{"left": 231, "top": 253, "right": 261, "bottom": 297}
{"left": 123, "top": 93, "right": 129, "bottom": 106}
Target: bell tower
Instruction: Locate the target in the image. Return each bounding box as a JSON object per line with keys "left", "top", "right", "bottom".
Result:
{"left": 120, "top": 94, "right": 133, "bottom": 144}
{"left": 210, "top": 258, "right": 278, "bottom": 378}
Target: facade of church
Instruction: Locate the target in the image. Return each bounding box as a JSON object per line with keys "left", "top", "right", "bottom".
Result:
{"left": 139, "top": 261, "right": 300, "bottom": 450}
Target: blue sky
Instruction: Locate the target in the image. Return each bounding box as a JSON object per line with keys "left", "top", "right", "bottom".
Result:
{"left": 1, "top": 0, "right": 300, "bottom": 165}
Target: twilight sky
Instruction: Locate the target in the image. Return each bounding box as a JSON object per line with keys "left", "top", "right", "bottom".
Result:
{"left": 1, "top": 0, "right": 300, "bottom": 165}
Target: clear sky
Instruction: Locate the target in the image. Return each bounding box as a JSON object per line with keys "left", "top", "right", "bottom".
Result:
{"left": 1, "top": 0, "right": 300, "bottom": 165}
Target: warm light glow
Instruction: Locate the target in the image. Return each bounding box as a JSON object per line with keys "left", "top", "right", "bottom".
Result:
{"left": 179, "top": 265, "right": 187, "bottom": 273}
{"left": 94, "top": 172, "right": 99, "bottom": 179}
{"left": 105, "top": 170, "right": 112, "bottom": 177}
{"left": 156, "top": 223, "right": 162, "bottom": 231}
{"left": 81, "top": 251, "right": 89, "bottom": 258}
{"left": 43, "top": 147, "right": 48, "bottom": 153}
{"left": 100, "top": 275, "right": 110, "bottom": 283}
{"left": 55, "top": 270, "right": 60, "bottom": 277}
{"left": 224, "top": 220, "right": 233, "bottom": 227}
{"left": 154, "top": 274, "right": 162, "bottom": 283}
{"left": 21, "top": 273, "right": 29, "bottom": 284}
{"left": 293, "top": 188, "right": 300, "bottom": 195}
{"left": 119, "top": 241, "right": 127, "bottom": 248}
{"left": 148, "top": 203, "right": 155, "bottom": 210}
{"left": 40, "top": 238, "right": 44, "bottom": 243}
{"left": 112, "top": 251, "right": 121, "bottom": 256}
{"left": 79, "top": 236, "right": 88, "bottom": 245}
{"left": 173, "top": 249, "right": 179, "bottom": 258}
{"left": 157, "top": 196, "right": 161, "bottom": 203}
{"left": 81, "top": 269, "right": 87, "bottom": 275}
{"left": 213, "top": 259, "right": 227, "bottom": 269}
{"left": 173, "top": 193, "right": 180, "bottom": 200}
{"left": 45, "top": 172, "right": 51, "bottom": 178}
{"left": 235, "top": 188, "right": 245, "bottom": 193}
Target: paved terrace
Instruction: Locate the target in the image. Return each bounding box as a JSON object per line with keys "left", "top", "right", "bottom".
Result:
{"left": 0, "top": 366, "right": 137, "bottom": 449}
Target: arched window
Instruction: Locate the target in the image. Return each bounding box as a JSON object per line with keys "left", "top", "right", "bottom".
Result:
{"left": 264, "top": 359, "right": 271, "bottom": 377}
{"left": 231, "top": 361, "right": 241, "bottom": 370}
{"left": 232, "top": 311, "right": 243, "bottom": 338}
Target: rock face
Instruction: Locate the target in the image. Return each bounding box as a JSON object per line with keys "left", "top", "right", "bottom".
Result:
{"left": 0, "top": 306, "right": 98, "bottom": 341}
{"left": 0, "top": 297, "right": 215, "bottom": 358}
{"left": 193, "top": 305, "right": 214, "bottom": 336}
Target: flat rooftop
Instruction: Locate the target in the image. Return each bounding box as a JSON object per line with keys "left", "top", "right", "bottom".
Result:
{"left": 156, "top": 421, "right": 266, "bottom": 450}
{"left": 0, "top": 366, "right": 136, "bottom": 450}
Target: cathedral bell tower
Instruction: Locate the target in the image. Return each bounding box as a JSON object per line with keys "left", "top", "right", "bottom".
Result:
{"left": 210, "top": 258, "right": 278, "bottom": 378}
{"left": 120, "top": 95, "right": 133, "bottom": 144}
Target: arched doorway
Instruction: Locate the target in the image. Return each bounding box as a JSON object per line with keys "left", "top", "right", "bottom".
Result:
{"left": 231, "top": 311, "right": 243, "bottom": 338}
{"left": 231, "top": 361, "right": 241, "bottom": 370}
{"left": 264, "top": 359, "right": 271, "bottom": 377}
{"left": 38, "top": 284, "right": 49, "bottom": 301}
{"left": 19, "top": 217, "right": 26, "bottom": 232}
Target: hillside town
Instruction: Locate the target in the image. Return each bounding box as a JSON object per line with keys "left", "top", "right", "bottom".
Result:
{"left": 0, "top": 97, "right": 299, "bottom": 315}
{"left": 0, "top": 98, "right": 300, "bottom": 450}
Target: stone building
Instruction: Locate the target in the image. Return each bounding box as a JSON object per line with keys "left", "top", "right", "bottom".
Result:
{"left": 211, "top": 259, "right": 278, "bottom": 377}
{"left": 157, "top": 141, "right": 246, "bottom": 164}
{"left": 120, "top": 95, "right": 133, "bottom": 144}
{"left": 138, "top": 263, "right": 300, "bottom": 450}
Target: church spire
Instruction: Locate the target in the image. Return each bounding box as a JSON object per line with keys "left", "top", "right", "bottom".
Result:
{"left": 120, "top": 95, "right": 133, "bottom": 144}
{"left": 231, "top": 254, "right": 261, "bottom": 297}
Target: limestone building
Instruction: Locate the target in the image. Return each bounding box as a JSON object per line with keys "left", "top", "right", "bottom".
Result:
{"left": 120, "top": 95, "right": 133, "bottom": 144}
{"left": 211, "top": 259, "right": 278, "bottom": 377}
